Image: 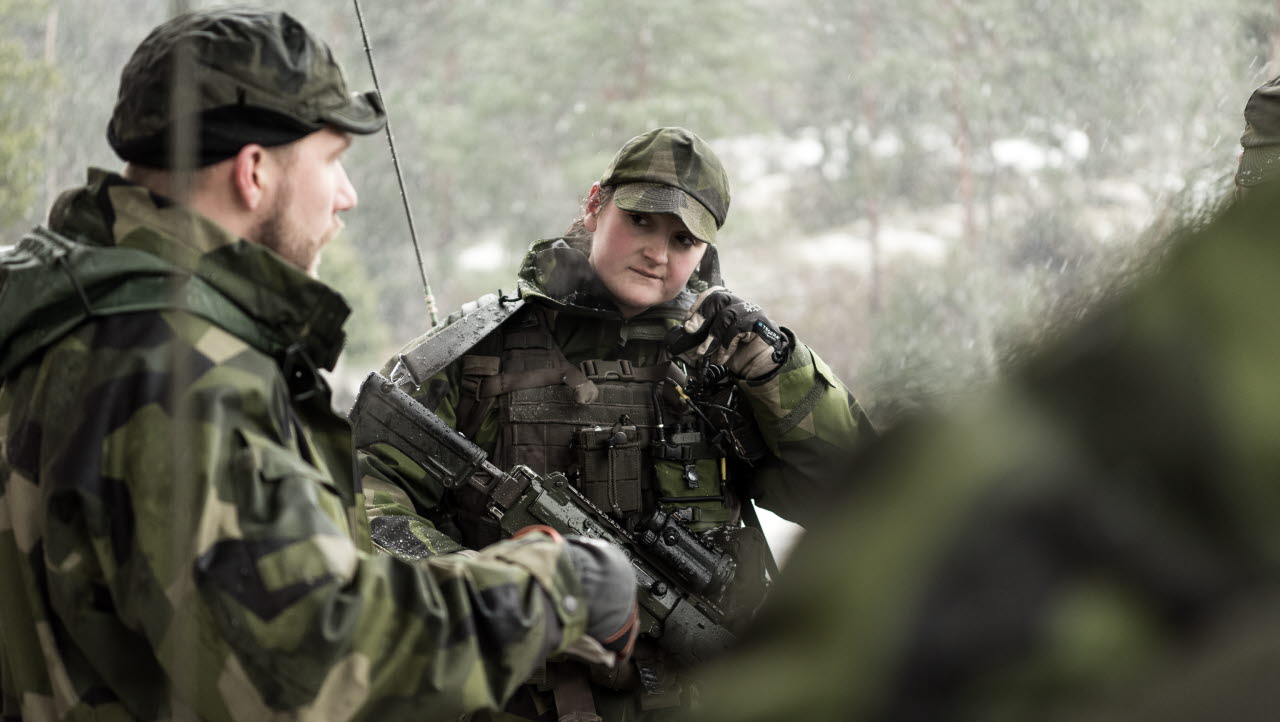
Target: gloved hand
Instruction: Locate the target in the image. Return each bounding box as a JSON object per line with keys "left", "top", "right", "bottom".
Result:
{"left": 666, "top": 287, "right": 792, "bottom": 381}
{"left": 512, "top": 525, "right": 639, "bottom": 664}
{"left": 565, "top": 536, "right": 640, "bottom": 660}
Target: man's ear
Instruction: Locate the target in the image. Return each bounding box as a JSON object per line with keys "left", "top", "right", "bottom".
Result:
{"left": 231, "top": 143, "right": 270, "bottom": 211}
{"left": 583, "top": 183, "right": 602, "bottom": 232}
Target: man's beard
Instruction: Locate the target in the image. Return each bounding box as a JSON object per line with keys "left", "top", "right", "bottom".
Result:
{"left": 252, "top": 184, "right": 327, "bottom": 277}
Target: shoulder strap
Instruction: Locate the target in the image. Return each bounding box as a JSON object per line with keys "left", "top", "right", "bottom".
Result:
{"left": 454, "top": 311, "right": 509, "bottom": 441}
{"left": 390, "top": 292, "right": 526, "bottom": 388}
{"left": 0, "top": 227, "right": 279, "bottom": 378}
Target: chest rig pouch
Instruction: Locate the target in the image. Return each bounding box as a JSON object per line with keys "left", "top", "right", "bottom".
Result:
{"left": 575, "top": 418, "right": 643, "bottom": 516}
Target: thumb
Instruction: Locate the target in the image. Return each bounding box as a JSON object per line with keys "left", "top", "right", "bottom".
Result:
{"left": 689, "top": 285, "right": 728, "bottom": 320}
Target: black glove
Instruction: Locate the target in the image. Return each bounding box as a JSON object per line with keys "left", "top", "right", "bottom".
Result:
{"left": 667, "top": 287, "right": 791, "bottom": 380}
{"left": 565, "top": 537, "right": 639, "bottom": 658}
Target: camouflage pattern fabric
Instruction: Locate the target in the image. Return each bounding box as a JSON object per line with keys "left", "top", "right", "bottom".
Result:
{"left": 689, "top": 184, "right": 1280, "bottom": 721}
{"left": 108, "top": 8, "right": 385, "bottom": 163}
{"left": 363, "top": 236, "right": 876, "bottom": 720}
{"left": 1237, "top": 74, "right": 1280, "bottom": 187}
{"left": 0, "top": 170, "right": 591, "bottom": 721}
{"left": 599, "top": 127, "right": 729, "bottom": 244}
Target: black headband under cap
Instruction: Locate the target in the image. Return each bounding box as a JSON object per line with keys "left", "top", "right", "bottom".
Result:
{"left": 107, "top": 106, "right": 318, "bottom": 169}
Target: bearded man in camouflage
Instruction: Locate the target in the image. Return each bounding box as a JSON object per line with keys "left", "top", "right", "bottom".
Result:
{"left": 360, "top": 127, "right": 877, "bottom": 720}
{"left": 0, "top": 9, "right": 636, "bottom": 721}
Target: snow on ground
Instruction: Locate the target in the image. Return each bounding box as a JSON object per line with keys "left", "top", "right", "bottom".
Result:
{"left": 798, "top": 227, "right": 948, "bottom": 270}
{"left": 456, "top": 237, "right": 509, "bottom": 272}
{"left": 991, "top": 129, "right": 1090, "bottom": 173}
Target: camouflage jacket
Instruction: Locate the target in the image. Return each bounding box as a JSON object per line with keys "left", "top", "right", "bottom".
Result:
{"left": 0, "top": 170, "right": 591, "bottom": 721}
{"left": 691, "top": 188, "right": 1280, "bottom": 722}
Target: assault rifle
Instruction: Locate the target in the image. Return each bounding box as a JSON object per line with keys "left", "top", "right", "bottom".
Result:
{"left": 350, "top": 373, "right": 737, "bottom": 665}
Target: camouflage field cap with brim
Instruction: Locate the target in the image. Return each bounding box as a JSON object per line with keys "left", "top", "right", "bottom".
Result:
{"left": 1237, "top": 75, "right": 1280, "bottom": 187}
{"left": 108, "top": 8, "right": 386, "bottom": 168}
{"left": 599, "top": 127, "right": 730, "bottom": 244}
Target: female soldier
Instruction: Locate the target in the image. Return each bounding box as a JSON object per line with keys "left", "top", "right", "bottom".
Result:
{"left": 361, "top": 127, "right": 875, "bottom": 721}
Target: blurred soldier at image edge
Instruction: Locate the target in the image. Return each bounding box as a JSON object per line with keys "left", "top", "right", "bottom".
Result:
{"left": 1236, "top": 74, "right": 1280, "bottom": 189}
{"left": 688, "top": 85, "right": 1280, "bottom": 722}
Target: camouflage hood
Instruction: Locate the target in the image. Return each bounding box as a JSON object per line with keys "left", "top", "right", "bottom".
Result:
{"left": 0, "top": 168, "right": 349, "bottom": 375}
{"left": 513, "top": 236, "right": 722, "bottom": 322}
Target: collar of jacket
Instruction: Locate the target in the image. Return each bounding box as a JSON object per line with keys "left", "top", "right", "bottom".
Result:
{"left": 513, "top": 236, "right": 703, "bottom": 324}
{"left": 48, "top": 169, "right": 351, "bottom": 371}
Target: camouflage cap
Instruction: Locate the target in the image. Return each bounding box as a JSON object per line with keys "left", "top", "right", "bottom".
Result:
{"left": 108, "top": 8, "right": 385, "bottom": 167}
{"left": 1237, "top": 75, "right": 1280, "bottom": 187}
{"left": 599, "top": 127, "right": 730, "bottom": 243}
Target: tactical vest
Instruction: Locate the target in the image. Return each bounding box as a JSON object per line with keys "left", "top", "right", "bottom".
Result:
{"left": 447, "top": 305, "right": 742, "bottom": 549}
{"left": 446, "top": 302, "right": 776, "bottom": 715}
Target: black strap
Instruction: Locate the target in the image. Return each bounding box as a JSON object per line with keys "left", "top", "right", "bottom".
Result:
{"left": 775, "top": 373, "right": 831, "bottom": 437}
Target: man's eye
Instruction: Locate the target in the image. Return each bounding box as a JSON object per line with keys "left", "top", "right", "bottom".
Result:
{"left": 674, "top": 235, "right": 696, "bottom": 249}
{"left": 629, "top": 213, "right": 650, "bottom": 227}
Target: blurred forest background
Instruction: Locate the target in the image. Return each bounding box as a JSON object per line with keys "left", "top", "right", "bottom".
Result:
{"left": 1, "top": 0, "right": 1275, "bottom": 429}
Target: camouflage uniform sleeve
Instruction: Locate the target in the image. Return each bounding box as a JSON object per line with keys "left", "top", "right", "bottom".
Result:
{"left": 358, "top": 442, "right": 467, "bottom": 558}
{"left": 361, "top": 318, "right": 507, "bottom": 560}
{"left": 1, "top": 311, "right": 589, "bottom": 720}
{"left": 736, "top": 337, "right": 877, "bottom": 526}
{"left": 360, "top": 335, "right": 474, "bottom": 559}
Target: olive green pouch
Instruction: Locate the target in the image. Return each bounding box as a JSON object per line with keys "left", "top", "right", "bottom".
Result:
{"left": 576, "top": 425, "right": 642, "bottom": 515}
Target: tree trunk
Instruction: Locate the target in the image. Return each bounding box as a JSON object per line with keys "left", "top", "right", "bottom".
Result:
{"left": 944, "top": 0, "right": 978, "bottom": 251}
{"left": 859, "top": 3, "right": 883, "bottom": 314}
{"left": 42, "top": 4, "right": 58, "bottom": 216}
{"left": 951, "top": 91, "right": 977, "bottom": 251}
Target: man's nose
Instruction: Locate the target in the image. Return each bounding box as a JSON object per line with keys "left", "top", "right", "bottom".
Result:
{"left": 335, "top": 163, "right": 358, "bottom": 212}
